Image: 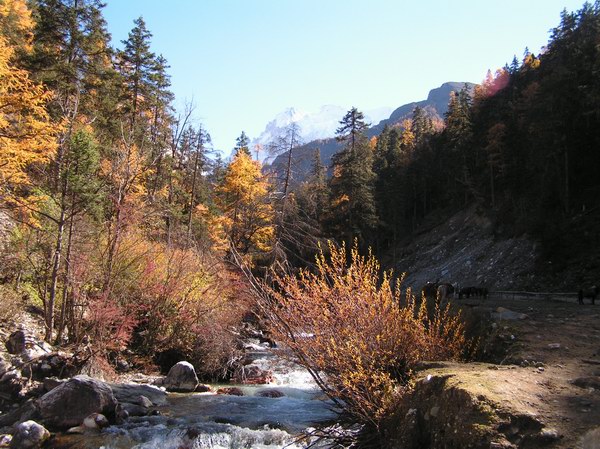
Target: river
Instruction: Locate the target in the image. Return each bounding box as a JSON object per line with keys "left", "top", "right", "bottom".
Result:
{"left": 52, "top": 345, "right": 338, "bottom": 449}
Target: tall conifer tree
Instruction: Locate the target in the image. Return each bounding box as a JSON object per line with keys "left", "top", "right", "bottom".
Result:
{"left": 328, "top": 107, "right": 377, "bottom": 247}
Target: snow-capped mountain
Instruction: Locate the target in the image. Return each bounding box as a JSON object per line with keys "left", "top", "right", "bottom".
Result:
{"left": 252, "top": 105, "right": 392, "bottom": 162}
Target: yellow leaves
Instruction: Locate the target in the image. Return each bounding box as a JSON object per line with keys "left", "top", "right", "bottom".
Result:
{"left": 219, "top": 151, "right": 269, "bottom": 204}
{"left": 217, "top": 151, "right": 274, "bottom": 256}
{"left": 0, "top": 0, "right": 57, "bottom": 191}
{"left": 0, "top": 33, "right": 57, "bottom": 190}
{"left": 523, "top": 53, "right": 540, "bottom": 70}
{"left": 369, "top": 136, "right": 377, "bottom": 149}
{"left": 331, "top": 193, "right": 349, "bottom": 208}
{"left": 0, "top": 0, "right": 34, "bottom": 52}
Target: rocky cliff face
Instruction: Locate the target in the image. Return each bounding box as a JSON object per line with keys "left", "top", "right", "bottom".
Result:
{"left": 370, "top": 81, "right": 474, "bottom": 136}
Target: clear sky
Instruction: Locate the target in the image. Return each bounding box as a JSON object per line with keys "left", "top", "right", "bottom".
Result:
{"left": 103, "top": 0, "right": 586, "bottom": 155}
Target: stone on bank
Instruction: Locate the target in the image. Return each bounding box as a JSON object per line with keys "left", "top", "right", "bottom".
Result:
{"left": 163, "top": 361, "right": 199, "bottom": 392}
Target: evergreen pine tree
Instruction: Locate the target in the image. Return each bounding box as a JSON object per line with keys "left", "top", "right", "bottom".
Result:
{"left": 117, "top": 16, "right": 156, "bottom": 137}
{"left": 327, "top": 108, "right": 377, "bottom": 247}
{"left": 234, "top": 131, "right": 252, "bottom": 157}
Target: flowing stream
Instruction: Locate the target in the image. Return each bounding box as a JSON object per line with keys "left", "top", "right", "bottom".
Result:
{"left": 53, "top": 345, "right": 338, "bottom": 449}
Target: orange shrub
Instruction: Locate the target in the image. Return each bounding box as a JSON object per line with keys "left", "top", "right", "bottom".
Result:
{"left": 262, "top": 242, "right": 466, "bottom": 429}
{"left": 85, "top": 229, "right": 249, "bottom": 377}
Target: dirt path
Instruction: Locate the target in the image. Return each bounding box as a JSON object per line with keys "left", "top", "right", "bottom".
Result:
{"left": 462, "top": 296, "right": 600, "bottom": 448}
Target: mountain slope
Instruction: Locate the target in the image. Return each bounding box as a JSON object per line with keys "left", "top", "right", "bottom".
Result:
{"left": 268, "top": 81, "right": 474, "bottom": 181}
{"left": 252, "top": 105, "right": 392, "bottom": 162}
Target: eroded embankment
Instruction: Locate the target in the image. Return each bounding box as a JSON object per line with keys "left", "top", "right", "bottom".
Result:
{"left": 382, "top": 297, "right": 600, "bottom": 449}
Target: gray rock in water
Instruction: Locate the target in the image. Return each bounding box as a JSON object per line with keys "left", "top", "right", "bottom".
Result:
{"left": 109, "top": 383, "right": 167, "bottom": 406}
{"left": 9, "top": 420, "right": 50, "bottom": 449}
{"left": 195, "top": 384, "right": 212, "bottom": 393}
{"left": 5, "top": 331, "right": 25, "bottom": 355}
{"left": 119, "top": 402, "right": 148, "bottom": 417}
{"left": 257, "top": 389, "right": 285, "bottom": 398}
{"left": 67, "top": 413, "right": 110, "bottom": 434}
{"left": 138, "top": 395, "right": 153, "bottom": 408}
{"left": 83, "top": 412, "right": 109, "bottom": 430}
{"left": 37, "top": 375, "right": 117, "bottom": 429}
{"left": 164, "top": 362, "right": 198, "bottom": 392}
{"left": 216, "top": 387, "right": 244, "bottom": 396}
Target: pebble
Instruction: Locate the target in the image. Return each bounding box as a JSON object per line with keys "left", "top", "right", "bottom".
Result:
{"left": 538, "top": 428, "right": 560, "bottom": 442}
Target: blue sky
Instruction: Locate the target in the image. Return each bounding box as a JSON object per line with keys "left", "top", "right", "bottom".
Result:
{"left": 103, "top": 0, "right": 586, "bottom": 155}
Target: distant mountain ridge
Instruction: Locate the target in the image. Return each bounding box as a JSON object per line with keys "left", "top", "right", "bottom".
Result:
{"left": 268, "top": 81, "right": 475, "bottom": 181}
{"left": 370, "top": 81, "right": 475, "bottom": 135}
{"left": 251, "top": 105, "right": 392, "bottom": 162}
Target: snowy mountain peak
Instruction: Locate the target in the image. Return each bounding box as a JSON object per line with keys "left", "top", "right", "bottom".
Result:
{"left": 252, "top": 105, "right": 392, "bottom": 161}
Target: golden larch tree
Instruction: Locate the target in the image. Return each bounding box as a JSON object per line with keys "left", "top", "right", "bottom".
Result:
{"left": 0, "top": 0, "right": 56, "bottom": 192}
{"left": 217, "top": 151, "right": 273, "bottom": 257}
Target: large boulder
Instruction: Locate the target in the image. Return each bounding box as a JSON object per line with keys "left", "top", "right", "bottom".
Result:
{"left": 0, "top": 370, "right": 25, "bottom": 401}
{"left": 9, "top": 420, "right": 49, "bottom": 449}
{"left": 37, "top": 375, "right": 117, "bottom": 429}
{"left": 108, "top": 383, "right": 167, "bottom": 406}
{"left": 164, "top": 362, "right": 198, "bottom": 392}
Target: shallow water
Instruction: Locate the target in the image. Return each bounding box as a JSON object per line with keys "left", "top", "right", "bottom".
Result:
{"left": 53, "top": 350, "right": 337, "bottom": 449}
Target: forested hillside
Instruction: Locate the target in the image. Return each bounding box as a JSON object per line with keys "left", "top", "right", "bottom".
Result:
{"left": 2, "top": 0, "right": 600, "bottom": 367}
{"left": 276, "top": 3, "right": 600, "bottom": 285}
{"left": 0, "top": 0, "right": 252, "bottom": 377}
{"left": 269, "top": 81, "right": 474, "bottom": 181}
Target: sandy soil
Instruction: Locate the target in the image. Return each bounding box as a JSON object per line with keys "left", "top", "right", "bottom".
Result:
{"left": 458, "top": 295, "right": 600, "bottom": 448}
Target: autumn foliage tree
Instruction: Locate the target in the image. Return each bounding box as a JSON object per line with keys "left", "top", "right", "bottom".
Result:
{"left": 0, "top": 0, "right": 55, "bottom": 195}
{"left": 217, "top": 150, "right": 274, "bottom": 259}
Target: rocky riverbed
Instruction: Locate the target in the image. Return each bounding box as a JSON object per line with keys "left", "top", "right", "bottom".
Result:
{"left": 0, "top": 311, "right": 336, "bottom": 448}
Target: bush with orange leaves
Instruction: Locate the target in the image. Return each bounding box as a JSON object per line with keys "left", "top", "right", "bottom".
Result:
{"left": 261, "top": 242, "right": 466, "bottom": 431}
{"left": 84, "top": 229, "right": 249, "bottom": 378}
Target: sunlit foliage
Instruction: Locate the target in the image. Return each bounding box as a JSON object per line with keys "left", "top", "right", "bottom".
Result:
{"left": 262, "top": 242, "right": 466, "bottom": 429}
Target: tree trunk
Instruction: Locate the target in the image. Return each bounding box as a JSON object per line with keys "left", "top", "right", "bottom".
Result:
{"left": 564, "top": 147, "right": 569, "bottom": 214}
{"left": 56, "top": 211, "right": 75, "bottom": 344}
{"left": 46, "top": 206, "right": 66, "bottom": 342}
{"left": 490, "top": 162, "right": 495, "bottom": 208}
{"left": 187, "top": 148, "right": 200, "bottom": 239}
